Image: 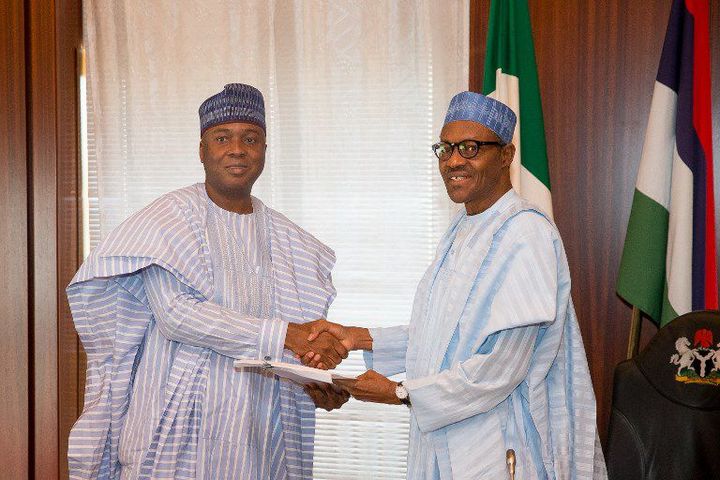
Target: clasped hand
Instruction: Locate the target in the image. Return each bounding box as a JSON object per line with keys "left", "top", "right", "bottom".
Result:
{"left": 285, "top": 320, "right": 400, "bottom": 405}
{"left": 283, "top": 319, "right": 356, "bottom": 369}
{"left": 284, "top": 318, "right": 371, "bottom": 369}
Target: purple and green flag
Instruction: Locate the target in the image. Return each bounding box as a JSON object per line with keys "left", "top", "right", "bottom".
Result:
{"left": 617, "top": 0, "right": 718, "bottom": 326}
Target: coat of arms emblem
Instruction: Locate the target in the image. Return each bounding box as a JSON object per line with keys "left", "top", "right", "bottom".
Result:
{"left": 670, "top": 328, "right": 720, "bottom": 385}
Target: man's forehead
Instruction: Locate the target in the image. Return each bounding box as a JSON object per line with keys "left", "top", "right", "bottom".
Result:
{"left": 204, "top": 122, "right": 265, "bottom": 136}
{"left": 440, "top": 120, "right": 498, "bottom": 140}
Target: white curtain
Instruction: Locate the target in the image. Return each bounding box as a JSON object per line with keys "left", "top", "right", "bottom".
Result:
{"left": 83, "top": 1, "right": 468, "bottom": 478}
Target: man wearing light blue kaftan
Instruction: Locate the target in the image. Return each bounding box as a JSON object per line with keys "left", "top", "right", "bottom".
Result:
{"left": 328, "top": 92, "right": 607, "bottom": 479}
{"left": 366, "top": 190, "right": 607, "bottom": 479}
{"left": 66, "top": 83, "right": 343, "bottom": 479}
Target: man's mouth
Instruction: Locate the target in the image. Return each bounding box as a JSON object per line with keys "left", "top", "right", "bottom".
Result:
{"left": 447, "top": 174, "right": 470, "bottom": 183}
{"left": 226, "top": 165, "right": 248, "bottom": 174}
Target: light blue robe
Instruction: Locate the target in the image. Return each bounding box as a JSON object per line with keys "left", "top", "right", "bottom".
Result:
{"left": 367, "top": 190, "right": 607, "bottom": 479}
{"left": 66, "top": 184, "right": 336, "bottom": 479}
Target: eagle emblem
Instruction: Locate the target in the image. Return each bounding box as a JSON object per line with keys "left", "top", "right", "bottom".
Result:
{"left": 670, "top": 329, "right": 720, "bottom": 385}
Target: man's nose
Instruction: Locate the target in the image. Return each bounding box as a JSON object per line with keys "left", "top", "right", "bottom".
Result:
{"left": 227, "top": 138, "right": 247, "bottom": 156}
{"left": 445, "top": 148, "right": 466, "bottom": 168}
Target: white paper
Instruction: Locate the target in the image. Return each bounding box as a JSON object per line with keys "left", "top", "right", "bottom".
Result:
{"left": 233, "top": 359, "right": 356, "bottom": 385}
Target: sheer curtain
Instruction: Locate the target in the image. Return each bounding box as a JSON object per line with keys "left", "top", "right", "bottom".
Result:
{"left": 83, "top": 1, "right": 468, "bottom": 477}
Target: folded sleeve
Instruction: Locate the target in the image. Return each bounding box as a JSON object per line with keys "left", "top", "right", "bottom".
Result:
{"left": 404, "top": 325, "right": 539, "bottom": 432}
{"left": 143, "top": 264, "right": 287, "bottom": 361}
{"left": 405, "top": 224, "right": 559, "bottom": 433}
{"left": 363, "top": 325, "right": 409, "bottom": 376}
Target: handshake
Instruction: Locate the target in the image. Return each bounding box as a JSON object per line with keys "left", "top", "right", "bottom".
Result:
{"left": 283, "top": 318, "right": 371, "bottom": 370}
{"left": 283, "top": 319, "right": 398, "bottom": 412}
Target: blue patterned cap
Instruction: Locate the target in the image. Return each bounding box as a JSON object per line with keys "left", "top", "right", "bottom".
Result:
{"left": 199, "top": 83, "right": 265, "bottom": 135}
{"left": 443, "top": 91, "right": 516, "bottom": 144}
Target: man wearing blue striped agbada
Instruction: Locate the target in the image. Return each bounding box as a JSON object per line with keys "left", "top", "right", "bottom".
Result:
{"left": 67, "top": 83, "right": 349, "bottom": 479}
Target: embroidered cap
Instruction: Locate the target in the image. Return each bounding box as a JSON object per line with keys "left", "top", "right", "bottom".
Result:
{"left": 443, "top": 91, "right": 516, "bottom": 144}
{"left": 199, "top": 83, "right": 265, "bottom": 136}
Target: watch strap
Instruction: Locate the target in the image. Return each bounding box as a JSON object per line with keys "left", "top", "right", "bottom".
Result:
{"left": 396, "top": 381, "right": 411, "bottom": 406}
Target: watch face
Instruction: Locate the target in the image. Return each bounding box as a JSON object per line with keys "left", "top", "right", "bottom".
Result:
{"left": 396, "top": 384, "right": 408, "bottom": 399}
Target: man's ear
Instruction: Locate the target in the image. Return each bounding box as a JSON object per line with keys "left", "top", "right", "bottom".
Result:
{"left": 199, "top": 141, "right": 204, "bottom": 163}
{"left": 501, "top": 143, "right": 516, "bottom": 168}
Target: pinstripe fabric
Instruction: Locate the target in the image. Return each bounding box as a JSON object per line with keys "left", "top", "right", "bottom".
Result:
{"left": 367, "top": 190, "right": 606, "bottom": 480}
{"left": 67, "top": 183, "right": 336, "bottom": 479}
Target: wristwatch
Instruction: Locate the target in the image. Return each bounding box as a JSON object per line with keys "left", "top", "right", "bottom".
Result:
{"left": 395, "top": 381, "right": 411, "bottom": 407}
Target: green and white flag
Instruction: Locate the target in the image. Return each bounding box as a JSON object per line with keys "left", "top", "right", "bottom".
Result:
{"left": 482, "top": 0, "right": 552, "bottom": 218}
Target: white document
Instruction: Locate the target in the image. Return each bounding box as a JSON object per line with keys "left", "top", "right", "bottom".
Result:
{"left": 233, "top": 359, "right": 356, "bottom": 385}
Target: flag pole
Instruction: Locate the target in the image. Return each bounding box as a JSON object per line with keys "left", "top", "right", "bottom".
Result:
{"left": 626, "top": 306, "right": 642, "bottom": 359}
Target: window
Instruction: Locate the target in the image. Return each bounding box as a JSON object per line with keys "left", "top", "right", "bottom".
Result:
{"left": 83, "top": 1, "right": 468, "bottom": 477}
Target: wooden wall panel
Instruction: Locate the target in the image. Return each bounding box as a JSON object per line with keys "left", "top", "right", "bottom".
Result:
{"left": 28, "top": 0, "right": 60, "bottom": 476}
{"left": 55, "top": 1, "right": 84, "bottom": 478}
{"left": 0, "top": 0, "right": 82, "bottom": 477}
{"left": 470, "top": 0, "right": 720, "bottom": 443}
{"left": 28, "top": 0, "right": 83, "bottom": 476}
{"left": 0, "top": 0, "right": 30, "bottom": 477}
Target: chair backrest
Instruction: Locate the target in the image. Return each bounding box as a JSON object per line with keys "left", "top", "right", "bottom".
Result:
{"left": 606, "top": 309, "right": 720, "bottom": 480}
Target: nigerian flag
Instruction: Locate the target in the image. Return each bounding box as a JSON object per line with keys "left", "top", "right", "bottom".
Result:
{"left": 482, "top": 0, "right": 552, "bottom": 218}
{"left": 617, "top": 0, "right": 718, "bottom": 327}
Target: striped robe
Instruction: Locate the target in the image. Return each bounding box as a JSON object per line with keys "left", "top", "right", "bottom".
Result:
{"left": 67, "top": 183, "right": 336, "bottom": 479}
{"left": 367, "top": 190, "right": 607, "bottom": 479}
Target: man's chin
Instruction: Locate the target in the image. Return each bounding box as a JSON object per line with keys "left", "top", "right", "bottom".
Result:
{"left": 445, "top": 188, "right": 469, "bottom": 205}
{"left": 212, "top": 181, "right": 253, "bottom": 198}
